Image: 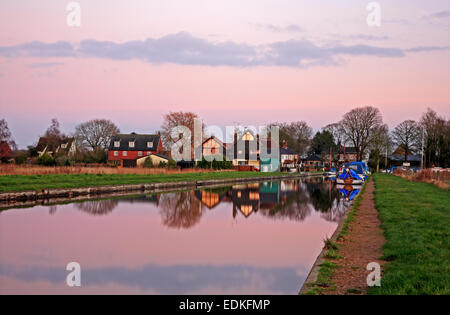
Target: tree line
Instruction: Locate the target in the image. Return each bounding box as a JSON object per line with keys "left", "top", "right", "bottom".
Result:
{"left": 0, "top": 106, "right": 449, "bottom": 168}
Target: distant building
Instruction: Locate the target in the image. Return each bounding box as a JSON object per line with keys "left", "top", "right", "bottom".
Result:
{"left": 36, "top": 137, "right": 76, "bottom": 157}
{"left": 280, "top": 140, "right": 298, "bottom": 170}
{"left": 338, "top": 146, "right": 357, "bottom": 163}
{"left": 108, "top": 133, "right": 163, "bottom": 167}
{"left": 202, "top": 136, "right": 228, "bottom": 160}
{"left": 303, "top": 154, "right": 323, "bottom": 169}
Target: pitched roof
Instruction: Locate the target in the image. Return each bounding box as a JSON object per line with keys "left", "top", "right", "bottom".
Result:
{"left": 389, "top": 154, "right": 422, "bottom": 162}
{"left": 280, "top": 147, "right": 298, "bottom": 155}
{"left": 338, "top": 146, "right": 357, "bottom": 154}
{"left": 36, "top": 136, "right": 74, "bottom": 153}
{"left": 109, "top": 133, "right": 160, "bottom": 151}
{"left": 304, "top": 154, "right": 322, "bottom": 161}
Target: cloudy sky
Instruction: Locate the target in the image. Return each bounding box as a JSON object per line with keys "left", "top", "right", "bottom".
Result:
{"left": 0, "top": 0, "right": 449, "bottom": 148}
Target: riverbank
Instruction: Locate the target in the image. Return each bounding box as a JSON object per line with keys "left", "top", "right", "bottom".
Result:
{"left": 369, "top": 174, "right": 450, "bottom": 294}
{"left": 0, "top": 171, "right": 321, "bottom": 205}
{"left": 300, "top": 178, "right": 384, "bottom": 294}
{"left": 302, "top": 174, "right": 450, "bottom": 295}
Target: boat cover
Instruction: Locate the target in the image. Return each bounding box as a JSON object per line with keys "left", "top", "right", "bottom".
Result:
{"left": 338, "top": 169, "right": 362, "bottom": 180}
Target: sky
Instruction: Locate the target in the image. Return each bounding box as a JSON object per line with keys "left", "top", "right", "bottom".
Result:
{"left": 0, "top": 0, "right": 449, "bottom": 148}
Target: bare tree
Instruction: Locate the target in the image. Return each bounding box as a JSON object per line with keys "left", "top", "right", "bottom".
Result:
{"left": 370, "top": 124, "right": 391, "bottom": 172}
{"left": 323, "top": 123, "right": 346, "bottom": 146}
{"left": 391, "top": 120, "right": 420, "bottom": 162}
{"left": 420, "top": 108, "right": 449, "bottom": 167}
{"left": 0, "top": 118, "right": 17, "bottom": 150}
{"left": 161, "top": 111, "right": 202, "bottom": 152}
{"left": 339, "top": 106, "right": 384, "bottom": 161}
{"left": 269, "top": 121, "right": 312, "bottom": 156}
{"left": 74, "top": 119, "right": 120, "bottom": 151}
{"left": 44, "top": 118, "right": 63, "bottom": 139}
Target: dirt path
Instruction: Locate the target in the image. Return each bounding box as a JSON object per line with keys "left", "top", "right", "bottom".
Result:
{"left": 324, "top": 179, "right": 386, "bottom": 294}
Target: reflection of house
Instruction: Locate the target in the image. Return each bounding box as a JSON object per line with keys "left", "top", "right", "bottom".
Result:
{"left": 259, "top": 181, "right": 280, "bottom": 210}
{"left": 108, "top": 133, "right": 163, "bottom": 167}
{"left": 36, "top": 137, "right": 76, "bottom": 157}
{"left": 232, "top": 183, "right": 260, "bottom": 218}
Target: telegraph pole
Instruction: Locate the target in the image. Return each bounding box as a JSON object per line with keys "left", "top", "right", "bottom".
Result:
{"left": 421, "top": 127, "right": 425, "bottom": 169}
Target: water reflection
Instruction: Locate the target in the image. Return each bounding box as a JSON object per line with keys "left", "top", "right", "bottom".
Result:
{"left": 62, "top": 177, "right": 358, "bottom": 228}
{"left": 0, "top": 177, "right": 359, "bottom": 295}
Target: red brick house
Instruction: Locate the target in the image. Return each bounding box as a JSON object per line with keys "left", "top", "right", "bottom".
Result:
{"left": 108, "top": 133, "right": 163, "bottom": 167}
{"left": 338, "top": 146, "right": 357, "bottom": 163}
{"left": 0, "top": 141, "right": 12, "bottom": 162}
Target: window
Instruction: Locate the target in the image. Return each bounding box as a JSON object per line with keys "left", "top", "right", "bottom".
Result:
{"left": 123, "top": 151, "right": 127, "bottom": 156}
{"left": 147, "top": 152, "right": 151, "bottom": 156}
{"left": 61, "top": 143, "right": 67, "bottom": 149}
{"left": 114, "top": 151, "right": 118, "bottom": 156}
{"left": 129, "top": 141, "right": 135, "bottom": 148}
{"left": 114, "top": 141, "right": 120, "bottom": 147}
{"left": 138, "top": 151, "right": 143, "bottom": 157}
{"left": 147, "top": 141, "right": 153, "bottom": 148}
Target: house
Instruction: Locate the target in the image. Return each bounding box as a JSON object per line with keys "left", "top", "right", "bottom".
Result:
{"left": 136, "top": 152, "right": 170, "bottom": 167}
{"left": 36, "top": 137, "right": 76, "bottom": 157}
{"left": 202, "top": 136, "right": 227, "bottom": 160}
{"left": 108, "top": 133, "right": 163, "bottom": 167}
{"left": 280, "top": 140, "right": 299, "bottom": 171}
{"left": 0, "top": 141, "right": 12, "bottom": 162}
{"left": 303, "top": 154, "right": 323, "bottom": 169}
{"left": 232, "top": 183, "right": 260, "bottom": 218}
{"left": 338, "top": 146, "right": 357, "bottom": 163}
{"left": 230, "top": 131, "right": 261, "bottom": 169}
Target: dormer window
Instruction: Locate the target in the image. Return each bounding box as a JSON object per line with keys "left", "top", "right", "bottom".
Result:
{"left": 114, "top": 141, "right": 120, "bottom": 147}
{"left": 129, "top": 141, "right": 135, "bottom": 148}
{"left": 61, "top": 143, "right": 67, "bottom": 149}
{"left": 147, "top": 141, "right": 153, "bottom": 148}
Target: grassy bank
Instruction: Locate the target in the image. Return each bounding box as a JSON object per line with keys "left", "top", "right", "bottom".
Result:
{"left": 0, "top": 171, "right": 296, "bottom": 193}
{"left": 370, "top": 174, "right": 450, "bottom": 295}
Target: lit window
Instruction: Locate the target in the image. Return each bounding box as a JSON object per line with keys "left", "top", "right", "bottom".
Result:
{"left": 129, "top": 141, "right": 135, "bottom": 148}
{"left": 138, "top": 151, "right": 143, "bottom": 157}
{"left": 114, "top": 151, "right": 118, "bottom": 156}
{"left": 123, "top": 151, "right": 127, "bottom": 156}
{"left": 147, "top": 142, "right": 153, "bottom": 148}
{"left": 61, "top": 143, "right": 67, "bottom": 149}
{"left": 114, "top": 141, "right": 120, "bottom": 147}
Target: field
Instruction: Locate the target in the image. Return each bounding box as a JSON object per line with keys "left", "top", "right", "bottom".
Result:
{"left": 370, "top": 174, "right": 450, "bottom": 294}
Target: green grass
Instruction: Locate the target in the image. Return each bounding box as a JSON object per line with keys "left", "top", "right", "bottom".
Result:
{"left": 0, "top": 171, "right": 296, "bottom": 193}
{"left": 370, "top": 174, "right": 450, "bottom": 295}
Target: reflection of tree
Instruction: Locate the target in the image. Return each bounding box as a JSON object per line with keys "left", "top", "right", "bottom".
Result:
{"left": 49, "top": 205, "right": 57, "bottom": 215}
{"left": 74, "top": 200, "right": 119, "bottom": 216}
{"left": 306, "top": 182, "right": 340, "bottom": 212}
{"left": 159, "top": 191, "right": 203, "bottom": 229}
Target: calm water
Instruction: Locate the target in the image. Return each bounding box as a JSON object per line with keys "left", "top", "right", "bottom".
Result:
{"left": 0, "top": 177, "right": 360, "bottom": 294}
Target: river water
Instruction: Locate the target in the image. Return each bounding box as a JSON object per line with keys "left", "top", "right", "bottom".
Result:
{"left": 0, "top": 177, "right": 360, "bottom": 294}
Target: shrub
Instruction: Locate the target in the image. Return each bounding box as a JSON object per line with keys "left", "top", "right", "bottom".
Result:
{"left": 158, "top": 161, "right": 167, "bottom": 168}
{"left": 168, "top": 159, "right": 177, "bottom": 169}
{"left": 143, "top": 157, "right": 154, "bottom": 168}
{"left": 36, "top": 153, "right": 56, "bottom": 166}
